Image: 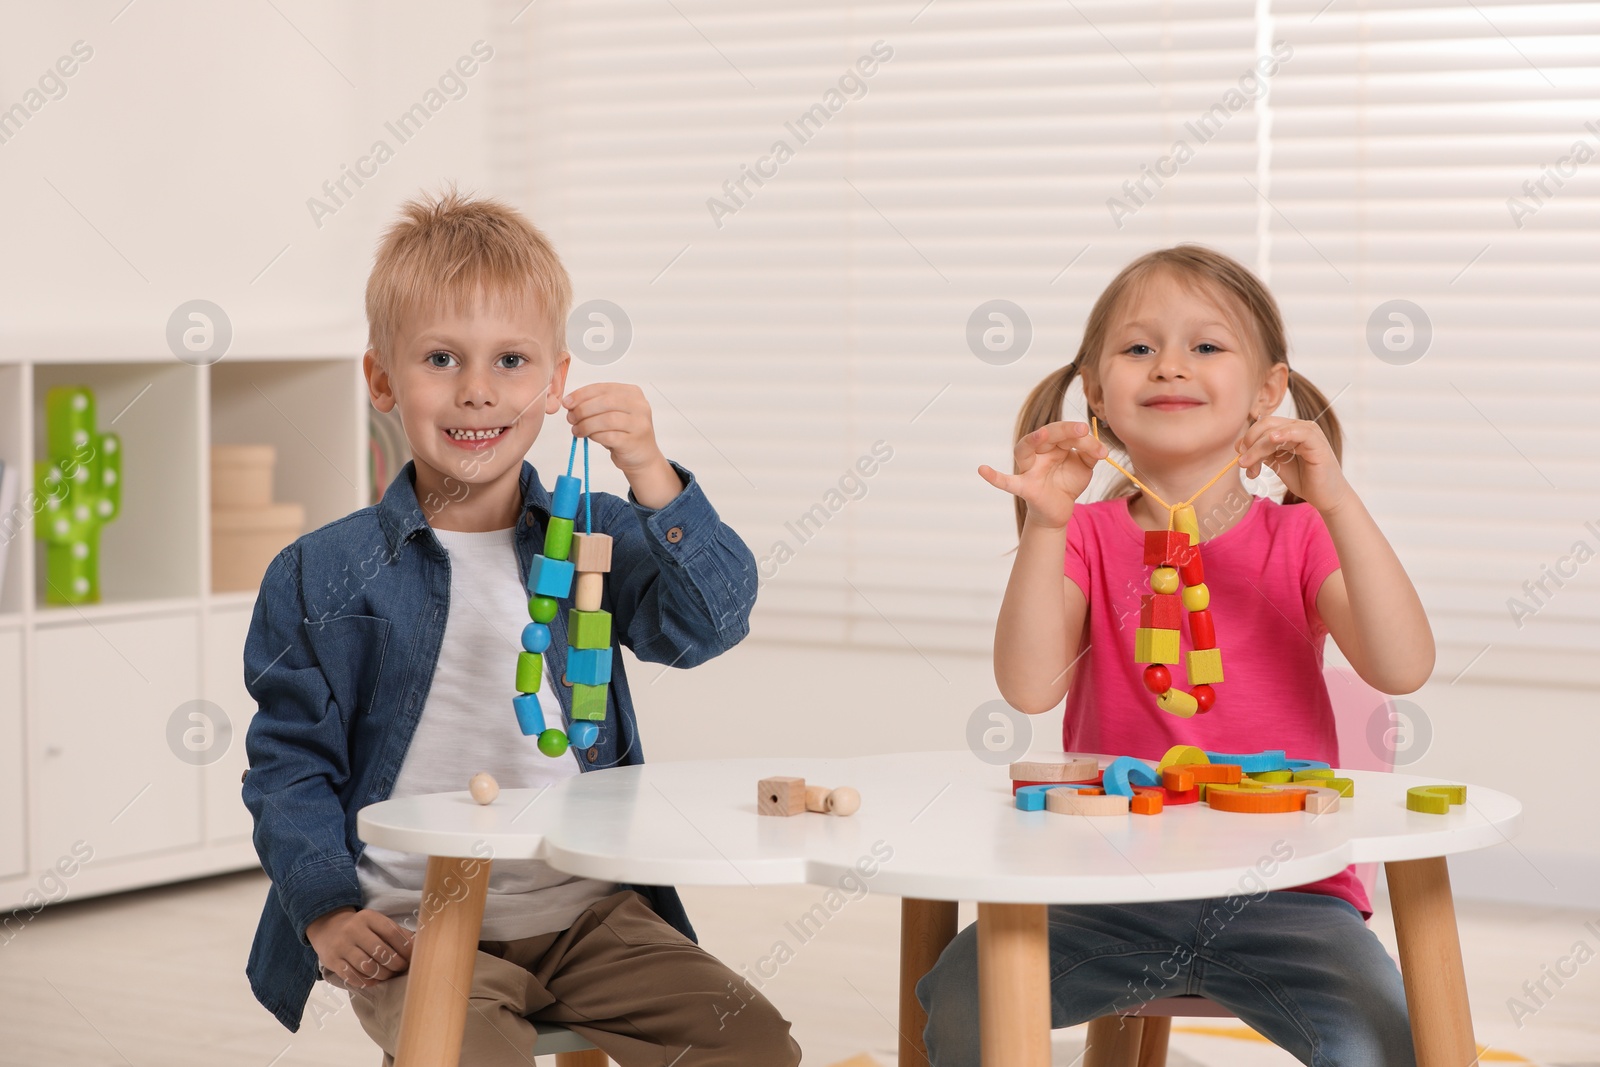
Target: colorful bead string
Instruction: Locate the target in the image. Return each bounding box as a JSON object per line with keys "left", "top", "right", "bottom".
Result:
{"left": 514, "top": 436, "right": 615, "bottom": 756}
{"left": 1091, "top": 417, "right": 1238, "bottom": 718}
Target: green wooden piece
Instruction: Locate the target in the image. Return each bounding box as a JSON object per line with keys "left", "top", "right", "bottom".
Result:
{"left": 571, "top": 682, "right": 608, "bottom": 721}
{"left": 35, "top": 385, "right": 121, "bottom": 604}
{"left": 516, "top": 652, "right": 542, "bottom": 693}
{"left": 568, "top": 608, "right": 611, "bottom": 650}
{"left": 528, "top": 596, "right": 558, "bottom": 624}
{"left": 544, "top": 517, "right": 574, "bottom": 561}
{"left": 537, "top": 728, "right": 569, "bottom": 757}
{"left": 1248, "top": 770, "right": 1295, "bottom": 784}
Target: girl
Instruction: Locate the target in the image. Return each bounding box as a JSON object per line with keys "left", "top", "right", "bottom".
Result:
{"left": 916, "top": 246, "right": 1433, "bottom": 1064}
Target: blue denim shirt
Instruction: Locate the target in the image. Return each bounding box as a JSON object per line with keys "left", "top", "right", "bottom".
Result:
{"left": 241, "top": 458, "right": 757, "bottom": 1032}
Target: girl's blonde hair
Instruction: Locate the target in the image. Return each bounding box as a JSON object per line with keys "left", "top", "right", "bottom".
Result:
{"left": 365, "top": 183, "right": 571, "bottom": 370}
{"left": 1010, "top": 244, "right": 1343, "bottom": 535}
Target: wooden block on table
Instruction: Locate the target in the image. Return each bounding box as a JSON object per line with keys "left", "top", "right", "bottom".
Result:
{"left": 1129, "top": 790, "right": 1164, "bottom": 815}
{"left": 1186, "top": 647, "right": 1224, "bottom": 685}
{"left": 571, "top": 681, "right": 608, "bottom": 720}
{"left": 1010, "top": 756, "right": 1099, "bottom": 782}
{"left": 1134, "top": 627, "right": 1180, "bottom": 664}
{"left": 1015, "top": 783, "right": 1102, "bottom": 811}
{"left": 758, "top": 776, "right": 806, "bottom": 816}
{"left": 1160, "top": 766, "right": 1195, "bottom": 792}
{"left": 1101, "top": 756, "right": 1162, "bottom": 797}
{"left": 1156, "top": 745, "right": 1210, "bottom": 771}
{"left": 1203, "top": 749, "right": 1288, "bottom": 773}
{"left": 1139, "top": 593, "right": 1183, "bottom": 630}
{"left": 571, "top": 532, "right": 613, "bottom": 573}
{"left": 1206, "top": 783, "right": 1310, "bottom": 813}
{"left": 1249, "top": 769, "right": 1295, "bottom": 784}
{"left": 568, "top": 608, "right": 612, "bottom": 650}
{"left": 1045, "top": 790, "right": 1130, "bottom": 816}
{"left": 574, "top": 570, "right": 603, "bottom": 612}
{"left": 1298, "top": 786, "right": 1342, "bottom": 814}
{"left": 1406, "top": 784, "right": 1466, "bottom": 814}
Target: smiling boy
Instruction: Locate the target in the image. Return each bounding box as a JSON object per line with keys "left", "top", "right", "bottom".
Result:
{"left": 241, "top": 186, "right": 798, "bottom": 1065}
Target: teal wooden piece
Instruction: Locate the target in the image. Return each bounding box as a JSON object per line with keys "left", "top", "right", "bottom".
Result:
{"left": 567, "top": 647, "right": 612, "bottom": 686}
{"left": 1014, "top": 783, "right": 1102, "bottom": 811}
{"left": 1101, "top": 756, "right": 1162, "bottom": 797}
{"left": 528, "top": 555, "right": 574, "bottom": 598}
{"left": 35, "top": 386, "right": 121, "bottom": 604}
{"left": 1202, "top": 749, "right": 1288, "bottom": 773}
{"left": 513, "top": 693, "right": 545, "bottom": 736}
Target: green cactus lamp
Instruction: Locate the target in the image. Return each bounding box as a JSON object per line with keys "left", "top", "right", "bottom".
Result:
{"left": 35, "top": 386, "right": 121, "bottom": 604}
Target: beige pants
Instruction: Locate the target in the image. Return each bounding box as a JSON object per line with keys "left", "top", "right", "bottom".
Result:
{"left": 334, "top": 889, "right": 800, "bottom": 1066}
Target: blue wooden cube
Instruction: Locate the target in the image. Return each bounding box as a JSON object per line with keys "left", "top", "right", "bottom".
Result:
{"left": 513, "top": 692, "right": 545, "bottom": 736}
{"left": 551, "top": 475, "right": 581, "bottom": 520}
{"left": 567, "top": 647, "right": 612, "bottom": 686}
{"left": 527, "top": 554, "right": 574, "bottom": 599}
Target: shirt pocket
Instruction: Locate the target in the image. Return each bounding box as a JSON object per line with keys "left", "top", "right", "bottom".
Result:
{"left": 301, "top": 613, "right": 392, "bottom": 723}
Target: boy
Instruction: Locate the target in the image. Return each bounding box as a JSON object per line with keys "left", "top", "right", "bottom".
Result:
{"left": 241, "top": 186, "right": 799, "bottom": 1065}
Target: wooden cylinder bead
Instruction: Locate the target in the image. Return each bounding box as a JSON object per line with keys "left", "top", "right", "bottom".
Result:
{"left": 1171, "top": 504, "right": 1199, "bottom": 545}
{"left": 1188, "top": 609, "right": 1216, "bottom": 650}
{"left": 1191, "top": 684, "right": 1216, "bottom": 713}
{"left": 574, "top": 571, "right": 603, "bottom": 612}
{"left": 1150, "top": 567, "right": 1179, "bottom": 595}
{"left": 1181, "top": 582, "right": 1210, "bottom": 612}
{"left": 1155, "top": 687, "right": 1198, "bottom": 717}
{"left": 1142, "top": 663, "right": 1172, "bottom": 694}
{"left": 1179, "top": 551, "right": 1205, "bottom": 587}
{"left": 468, "top": 771, "right": 499, "bottom": 805}
{"left": 805, "top": 785, "right": 832, "bottom": 813}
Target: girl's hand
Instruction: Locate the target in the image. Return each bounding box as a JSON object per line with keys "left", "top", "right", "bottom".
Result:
{"left": 305, "top": 907, "right": 413, "bottom": 989}
{"left": 979, "top": 421, "right": 1109, "bottom": 529}
{"left": 1236, "top": 416, "right": 1350, "bottom": 513}
{"left": 563, "top": 383, "right": 663, "bottom": 475}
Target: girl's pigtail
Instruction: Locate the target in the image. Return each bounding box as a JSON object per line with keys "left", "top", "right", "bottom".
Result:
{"left": 1011, "top": 362, "right": 1080, "bottom": 536}
{"left": 1282, "top": 368, "right": 1345, "bottom": 507}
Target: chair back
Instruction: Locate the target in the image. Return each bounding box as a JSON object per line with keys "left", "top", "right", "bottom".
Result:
{"left": 1323, "top": 663, "right": 1396, "bottom": 901}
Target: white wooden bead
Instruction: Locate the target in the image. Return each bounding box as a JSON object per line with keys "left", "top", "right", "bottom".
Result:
{"left": 469, "top": 771, "right": 499, "bottom": 805}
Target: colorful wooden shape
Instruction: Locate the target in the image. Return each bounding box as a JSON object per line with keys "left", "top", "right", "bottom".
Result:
{"left": 571, "top": 681, "right": 608, "bottom": 721}
{"left": 574, "top": 571, "right": 603, "bottom": 612}
{"left": 1101, "top": 756, "right": 1162, "bottom": 797}
{"left": 544, "top": 516, "right": 575, "bottom": 561}
{"left": 1406, "top": 784, "right": 1467, "bottom": 814}
{"left": 1297, "top": 786, "right": 1341, "bottom": 814}
{"left": 1129, "top": 790, "right": 1164, "bottom": 815}
{"left": 1322, "top": 777, "right": 1355, "bottom": 797}
{"left": 1186, "top": 647, "right": 1224, "bottom": 685}
{"left": 1203, "top": 749, "right": 1288, "bottom": 773}
{"left": 805, "top": 785, "right": 861, "bottom": 816}
{"left": 527, "top": 554, "right": 575, "bottom": 599}
{"left": 521, "top": 622, "right": 551, "bottom": 654}
{"left": 1181, "top": 582, "right": 1210, "bottom": 612}
{"left": 1160, "top": 784, "right": 1200, "bottom": 805}
{"left": 1156, "top": 687, "right": 1198, "bottom": 717}
{"left": 1150, "top": 567, "right": 1179, "bottom": 595}
{"left": 571, "top": 532, "right": 613, "bottom": 573}
{"left": 536, "top": 728, "right": 569, "bottom": 757}
{"left": 1287, "top": 758, "right": 1332, "bottom": 772}
{"left": 1010, "top": 757, "right": 1100, "bottom": 783}
{"left": 569, "top": 719, "right": 599, "bottom": 750}
{"left": 568, "top": 608, "right": 612, "bottom": 650}
{"left": 1191, "top": 684, "right": 1216, "bottom": 712}
{"left": 1188, "top": 609, "right": 1216, "bottom": 650}
{"left": 1179, "top": 552, "right": 1205, "bottom": 587}
{"left": 512, "top": 692, "right": 545, "bottom": 736}
{"left": 1012, "top": 772, "right": 1103, "bottom": 795}
{"left": 1014, "top": 783, "right": 1103, "bottom": 811}
{"left": 515, "top": 652, "right": 543, "bottom": 693}
{"left": 528, "top": 595, "right": 558, "bottom": 624}
{"left": 1134, "top": 627, "right": 1180, "bottom": 664}
{"left": 1171, "top": 503, "right": 1200, "bottom": 545}
{"left": 1206, "top": 782, "right": 1312, "bottom": 814}
{"left": 1142, "top": 663, "right": 1172, "bottom": 694}
{"left": 1155, "top": 745, "right": 1208, "bottom": 771}
{"left": 1139, "top": 593, "right": 1184, "bottom": 630}
{"left": 758, "top": 776, "right": 807, "bottom": 816}
{"left": 1160, "top": 766, "right": 1195, "bottom": 792}
{"left": 1292, "top": 767, "right": 1335, "bottom": 782}
{"left": 1184, "top": 763, "right": 1242, "bottom": 784}
{"left": 568, "top": 647, "right": 613, "bottom": 686}
{"left": 469, "top": 771, "right": 499, "bottom": 805}
{"left": 1045, "top": 790, "right": 1131, "bottom": 816}
{"left": 550, "top": 475, "right": 582, "bottom": 520}
{"left": 1249, "top": 770, "right": 1295, "bottom": 784}
{"left": 1143, "top": 530, "right": 1190, "bottom": 566}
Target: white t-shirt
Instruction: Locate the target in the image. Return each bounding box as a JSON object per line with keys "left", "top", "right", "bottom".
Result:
{"left": 354, "top": 523, "right": 616, "bottom": 940}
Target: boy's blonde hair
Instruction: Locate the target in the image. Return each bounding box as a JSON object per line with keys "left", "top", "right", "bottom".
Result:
{"left": 365, "top": 184, "right": 572, "bottom": 370}
{"left": 1010, "top": 245, "right": 1344, "bottom": 535}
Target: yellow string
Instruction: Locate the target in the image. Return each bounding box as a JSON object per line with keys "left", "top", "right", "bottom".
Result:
{"left": 1091, "top": 416, "right": 1240, "bottom": 532}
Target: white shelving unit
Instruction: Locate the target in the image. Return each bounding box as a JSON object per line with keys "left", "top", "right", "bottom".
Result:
{"left": 0, "top": 348, "right": 369, "bottom": 910}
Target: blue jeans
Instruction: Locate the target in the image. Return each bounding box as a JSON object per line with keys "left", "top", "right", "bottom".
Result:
{"left": 915, "top": 891, "right": 1416, "bottom": 1067}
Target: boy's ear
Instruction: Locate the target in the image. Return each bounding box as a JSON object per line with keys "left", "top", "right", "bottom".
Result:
{"left": 363, "top": 348, "right": 397, "bottom": 413}
{"left": 546, "top": 352, "right": 572, "bottom": 414}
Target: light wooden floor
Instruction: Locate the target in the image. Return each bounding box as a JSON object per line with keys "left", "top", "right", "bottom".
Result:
{"left": 0, "top": 869, "right": 1595, "bottom": 1065}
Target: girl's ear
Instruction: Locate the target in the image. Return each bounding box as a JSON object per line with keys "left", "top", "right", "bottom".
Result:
{"left": 1254, "top": 361, "right": 1290, "bottom": 419}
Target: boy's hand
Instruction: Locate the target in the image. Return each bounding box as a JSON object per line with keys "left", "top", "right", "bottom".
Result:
{"left": 1236, "top": 415, "right": 1350, "bottom": 514}
{"left": 305, "top": 906, "right": 413, "bottom": 989}
{"left": 979, "top": 421, "right": 1109, "bottom": 530}
{"left": 563, "top": 382, "right": 682, "bottom": 509}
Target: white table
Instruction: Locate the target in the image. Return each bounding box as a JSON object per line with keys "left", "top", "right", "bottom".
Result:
{"left": 357, "top": 751, "right": 1521, "bottom": 1067}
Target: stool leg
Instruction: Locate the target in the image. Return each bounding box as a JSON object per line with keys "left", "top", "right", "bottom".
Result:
{"left": 1084, "top": 1015, "right": 1144, "bottom": 1067}
{"left": 1136, "top": 1016, "right": 1171, "bottom": 1067}
{"left": 1386, "top": 856, "right": 1477, "bottom": 1066}
{"left": 393, "top": 855, "right": 492, "bottom": 1067}
{"left": 899, "top": 898, "right": 959, "bottom": 1067}
{"left": 977, "top": 902, "right": 1050, "bottom": 1067}
{"left": 554, "top": 1052, "right": 609, "bottom": 1066}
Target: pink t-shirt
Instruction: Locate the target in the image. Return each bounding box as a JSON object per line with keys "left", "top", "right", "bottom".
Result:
{"left": 1062, "top": 493, "right": 1370, "bottom": 918}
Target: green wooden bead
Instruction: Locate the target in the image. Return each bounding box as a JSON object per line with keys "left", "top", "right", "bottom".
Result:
{"left": 1292, "top": 768, "right": 1335, "bottom": 782}
{"left": 572, "top": 682, "right": 608, "bottom": 721}
{"left": 516, "top": 652, "right": 542, "bottom": 693}
{"left": 568, "top": 608, "right": 612, "bottom": 650}
{"left": 537, "top": 728, "right": 569, "bottom": 757}
{"left": 529, "top": 596, "right": 558, "bottom": 623}
{"left": 544, "top": 517, "right": 574, "bottom": 561}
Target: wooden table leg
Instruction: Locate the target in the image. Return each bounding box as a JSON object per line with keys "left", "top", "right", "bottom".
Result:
{"left": 899, "top": 898, "right": 959, "bottom": 1067}
{"left": 1386, "top": 856, "right": 1476, "bottom": 1067}
{"left": 394, "top": 855, "right": 492, "bottom": 1067}
{"left": 977, "top": 902, "right": 1050, "bottom": 1067}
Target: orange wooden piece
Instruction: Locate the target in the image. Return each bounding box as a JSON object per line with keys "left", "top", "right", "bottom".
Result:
{"left": 1160, "top": 766, "right": 1195, "bottom": 791}
{"left": 1130, "top": 791, "right": 1164, "bottom": 815}
{"left": 1185, "top": 763, "right": 1243, "bottom": 784}
{"left": 1206, "top": 783, "right": 1312, "bottom": 813}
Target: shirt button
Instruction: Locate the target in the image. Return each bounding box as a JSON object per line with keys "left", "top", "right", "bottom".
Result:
{"left": 585, "top": 748, "right": 598, "bottom": 762}
{"left": 562, "top": 674, "right": 572, "bottom": 687}
{"left": 240, "top": 769, "right": 247, "bottom": 784}
{"left": 523, "top": 511, "right": 536, "bottom": 527}
{"left": 666, "top": 526, "right": 684, "bottom": 544}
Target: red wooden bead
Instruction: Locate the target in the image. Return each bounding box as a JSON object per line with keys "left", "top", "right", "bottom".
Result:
{"left": 1143, "top": 530, "right": 1190, "bottom": 566}
{"left": 1191, "top": 684, "right": 1216, "bottom": 713}
{"left": 1143, "top": 663, "right": 1172, "bottom": 694}
{"left": 1188, "top": 609, "right": 1216, "bottom": 650}
{"left": 1179, "top": 549, "right": 1205, "bottom": 586}
{"left": 1139, "top": 593, "right": 1183, "bottom": 630}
